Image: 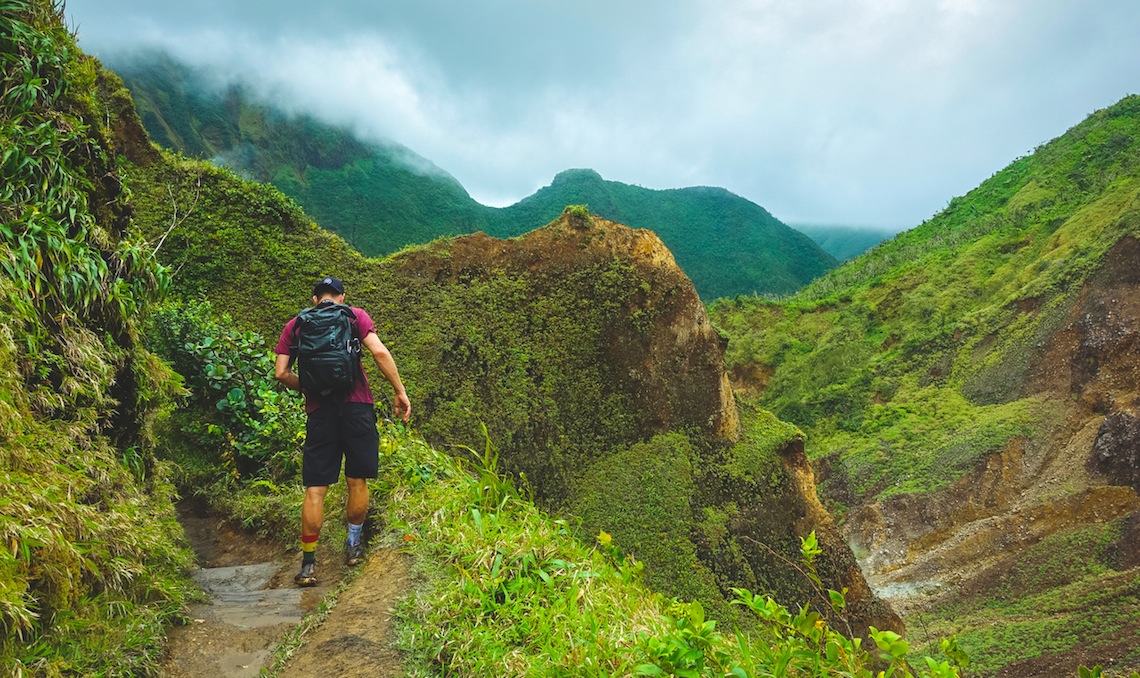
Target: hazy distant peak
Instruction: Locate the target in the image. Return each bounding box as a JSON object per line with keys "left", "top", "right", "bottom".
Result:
{"left": 551, "top": 168, "right": 605, "bottom": 186}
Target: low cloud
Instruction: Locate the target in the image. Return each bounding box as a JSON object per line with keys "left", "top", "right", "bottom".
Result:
{"left": 70, "top": 0, "right": 1140, "bottom": 228}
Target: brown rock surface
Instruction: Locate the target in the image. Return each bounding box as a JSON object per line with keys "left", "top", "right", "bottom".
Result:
{"left": 842, "top": 236, "right": 1140, "bottom": 625}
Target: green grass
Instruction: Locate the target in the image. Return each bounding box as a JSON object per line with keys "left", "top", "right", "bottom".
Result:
{"left": 710, "top": 95, "right": 1140, "bottom": 506}
{"left": 919, "top": 521, "right": 1140, "bottom": 676}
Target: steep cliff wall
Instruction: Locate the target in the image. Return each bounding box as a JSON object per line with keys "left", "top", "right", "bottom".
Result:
{"left": 0, "top": 4, "right": 192, "bottom": 671}
{"left": 381, "top": 212, "right": 739, "bottom": 460}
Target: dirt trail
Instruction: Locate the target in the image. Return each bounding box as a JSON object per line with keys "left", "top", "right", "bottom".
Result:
{"left": 280, "top": 549, "right": 412, "bottom": 677}
{"left": 163, "top": 500, "right": 410, "bottom": 676}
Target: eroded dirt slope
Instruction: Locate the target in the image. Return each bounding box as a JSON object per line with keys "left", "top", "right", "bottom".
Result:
{"left": 841, "top": 237, "right": 1140, "bottom": 672}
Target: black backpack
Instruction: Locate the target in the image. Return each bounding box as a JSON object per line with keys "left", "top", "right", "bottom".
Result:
{"left": 291, "top": 301, "right": 362, "bottom": 399}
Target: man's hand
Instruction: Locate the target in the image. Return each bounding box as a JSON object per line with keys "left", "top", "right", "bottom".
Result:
{"left": 393, "top": 391, "right": 412, "bottom": 423}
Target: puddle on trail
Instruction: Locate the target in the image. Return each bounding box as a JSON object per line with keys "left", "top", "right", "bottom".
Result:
{"left": 162, "top": 499, "right": 346, "bottom": 677}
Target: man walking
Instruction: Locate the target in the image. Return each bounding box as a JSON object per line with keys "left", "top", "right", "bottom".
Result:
{"left": 274, "top": 276, "right": 411, "bottom": 586}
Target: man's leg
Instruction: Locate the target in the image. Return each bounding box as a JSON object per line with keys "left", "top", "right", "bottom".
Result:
{"left": 345, "top": 477, "right": 368, "bottom": 565}
{"left": 303, "top": 484, "right": 329, "bottom": 535}
{"left": 346, "top": 477, "right": 368, "bottom": 526}
{"left": 296, "top": 485, "right": 328, "bottom": 586}
{"left": 341, "top": 403, "right": 379, "bottom": 566}
{"left": 298, "top": 405, "right": 339, "bottom": 586}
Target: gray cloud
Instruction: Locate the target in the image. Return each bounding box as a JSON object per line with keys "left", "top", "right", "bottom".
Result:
{"left": 67, "top": 0, "right": 1140, "bottom": 229}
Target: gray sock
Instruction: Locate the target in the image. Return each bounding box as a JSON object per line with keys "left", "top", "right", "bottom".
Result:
{"left": 347, "top": 522, "right": 363, "bottom": 546}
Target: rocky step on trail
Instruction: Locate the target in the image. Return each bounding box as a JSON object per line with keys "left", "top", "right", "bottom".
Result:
{"left": 163, "top": 499, "right": 411, "bottom": 676}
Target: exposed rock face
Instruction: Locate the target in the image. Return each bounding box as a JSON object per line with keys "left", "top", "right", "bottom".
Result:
{"left": 841, "top": 237, "right": 1140, "bottom": 619}
{"left": 388, "top": 213, "right": 740, "bottom": 452}
{"left": 775, "top": 438, "right": 902, "bottom": 636}
{"left": 1093, "top": 410, "right": 1140, "bottom": 492}
{"left": 379, "top": 213, "right": 890, "bottom": 633}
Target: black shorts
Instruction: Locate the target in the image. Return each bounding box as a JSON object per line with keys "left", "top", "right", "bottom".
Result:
{"left": 302, "top": 402, "right": 380, "bottom": 486}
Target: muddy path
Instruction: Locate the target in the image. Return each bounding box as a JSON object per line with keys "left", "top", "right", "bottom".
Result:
{"left": 279, "top": 549, "right": 412, "bottom": 677}
{"left": 162, "top": 499, "right": 410, "bottom": 676}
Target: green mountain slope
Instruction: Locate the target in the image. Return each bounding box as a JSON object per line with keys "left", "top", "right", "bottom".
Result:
{"left": 790, "top": 223, "right": 895, "bottom": 261}
{"left": 487, "top": 169, "right": 838, "bottom": 299}
{"left": 111, "top": 53, "right": 837, "bottom": 299}
{"left": 715, "top": 94, "right": 1140, "bottom": 502}
{"left": 710, "top": 95, "right": 1140, "bottom": 674}
{"left": 116, "top": 52, "right": 486, "bottom": 256}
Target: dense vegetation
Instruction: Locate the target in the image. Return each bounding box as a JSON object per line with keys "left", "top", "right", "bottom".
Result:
{"left": 710, "top": 95, "right": 1140, "bottom": 672}
{"left": 111, "top": 53, "right": 838, "bottom": 299}
{"left": 0, "top": 1, "right": 193, "bottom": 672}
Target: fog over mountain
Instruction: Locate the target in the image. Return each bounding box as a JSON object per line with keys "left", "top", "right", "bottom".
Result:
{"left": 67, "top": 0, "right": 1140, "bottom": 231}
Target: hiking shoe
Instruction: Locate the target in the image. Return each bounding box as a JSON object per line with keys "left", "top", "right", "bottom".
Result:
{"left": 294, "top": 561, "right": 317, "bottom": 587}
{"left": 345, "top": 540, "right": 365, "bottom": 567}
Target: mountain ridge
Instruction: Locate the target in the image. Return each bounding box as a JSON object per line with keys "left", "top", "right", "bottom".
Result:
{"left": 110, "top": 51, "right": 837, "bottom": 299}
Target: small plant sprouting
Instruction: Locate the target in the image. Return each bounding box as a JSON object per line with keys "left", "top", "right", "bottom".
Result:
{"left": 596, "top": 530, "right": 645, "bottom": 584}
{"left": 563, "top": 204, "right": 590, "bottom": 229}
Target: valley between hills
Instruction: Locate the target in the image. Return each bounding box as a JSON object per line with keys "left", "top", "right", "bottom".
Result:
{"left": 2, "top": 2, "right": 1139, "bottom": 676}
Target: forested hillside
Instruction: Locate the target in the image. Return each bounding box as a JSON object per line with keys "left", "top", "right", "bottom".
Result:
{"left": 711, "top": 95, "right": 1140, "bottom": 675}
{"left": 487, "top": 169, "right": 837, "bottom": 298}
{"left": 112, "top": 53, "right": 837, "bottom": 299}
{"left": 116, "top": 52, "right": 484, "bottom": 255}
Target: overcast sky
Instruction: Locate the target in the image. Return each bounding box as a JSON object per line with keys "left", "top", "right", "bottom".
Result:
{"left": 66, "top": 0, "right": 1140, "bottom": 230}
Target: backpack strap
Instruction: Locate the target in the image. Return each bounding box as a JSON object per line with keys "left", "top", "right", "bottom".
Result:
{"left": 287, "top": 313, "right": 302, "bottom": 368}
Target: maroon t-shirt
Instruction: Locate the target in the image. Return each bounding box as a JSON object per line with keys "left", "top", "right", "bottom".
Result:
{"left": 275, "top": 306, "right": 375, "bottom": 413}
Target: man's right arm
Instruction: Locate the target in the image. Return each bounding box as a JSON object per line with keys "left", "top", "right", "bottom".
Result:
{"left": 274, "top": 353, "right": 301, "bottom": 392}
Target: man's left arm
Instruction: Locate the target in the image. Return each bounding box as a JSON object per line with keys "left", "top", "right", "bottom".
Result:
{"left": 361, "top": 332, "right": 411, "bottom": 422}
{"left": 274, "top": 353, "right": 301, "bottom": 391}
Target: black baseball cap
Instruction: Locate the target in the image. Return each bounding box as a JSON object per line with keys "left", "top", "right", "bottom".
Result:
{"left": 313, "top": 276, "right": 345, "bottom": 296}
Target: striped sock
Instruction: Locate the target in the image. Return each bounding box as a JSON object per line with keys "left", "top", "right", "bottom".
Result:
{"left": 347, "top": 522, "right": 363, "bottom": 547}
{"left": 301, "top": 533, "right": 318, "bottom": 564}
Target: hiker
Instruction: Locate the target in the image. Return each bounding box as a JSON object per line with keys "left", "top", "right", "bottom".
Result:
{"left": 274, "top": 276, "right": 412, "bottom": 587}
